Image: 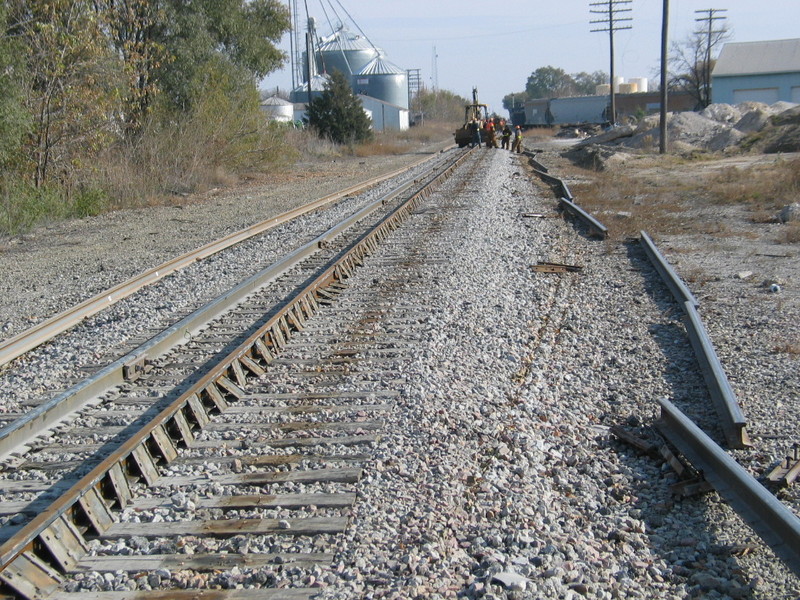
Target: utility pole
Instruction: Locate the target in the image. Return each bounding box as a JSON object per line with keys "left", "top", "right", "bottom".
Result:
{"left": 660, "top": 0, "right": 669, "bottom": 154}
{"left": 695, "top": 8, "right": 727, "bottom": 107}
{"left": 431, "top": 46, "right": 439, "bottom": 91}
{"left": 590, "top": 0, "right": 632, "bottom": 127}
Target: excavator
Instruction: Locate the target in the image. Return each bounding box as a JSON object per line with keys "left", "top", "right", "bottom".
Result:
{"left": 453, "top": 87, "right": 489, "bottom": 147}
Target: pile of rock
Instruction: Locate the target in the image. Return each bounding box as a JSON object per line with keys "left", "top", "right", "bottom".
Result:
{"left": 571, "top": 101, "right": 800, "bottom": 155}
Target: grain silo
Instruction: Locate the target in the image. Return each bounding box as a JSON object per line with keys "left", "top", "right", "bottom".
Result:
{"left": 317, "top": 26, "right": 379, "bottom": 78}
{"left": 260, "top": 96, "right": 294, "bottom": 122}
{"left": 353, "top": 55, "right": 408, "bottom": 109}
{"left": 289, "top": 74, "right": 330, "bottom": 103}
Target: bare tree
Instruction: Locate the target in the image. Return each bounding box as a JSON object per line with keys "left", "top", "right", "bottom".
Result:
{"left": 669, "top": 9, "right": 730, "bottom": 109}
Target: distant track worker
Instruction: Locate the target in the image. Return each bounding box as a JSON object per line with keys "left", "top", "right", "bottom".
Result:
{"left": 501, "top": 123, "right": 511, "bottom": 150}
{"left": 512, "top": 126, "right": 523, "bottom": 153}
{"left": 484, "top": 119, "right": 498, "bottom": 149}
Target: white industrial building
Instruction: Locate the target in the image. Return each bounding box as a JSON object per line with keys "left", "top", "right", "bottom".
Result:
{"left": 712, "top": 38, "right": 800, "bottom": 105}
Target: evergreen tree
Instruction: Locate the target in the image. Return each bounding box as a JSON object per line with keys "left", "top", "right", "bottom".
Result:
{"left": 306, "top": 69, "right": 372, "bottom": 145}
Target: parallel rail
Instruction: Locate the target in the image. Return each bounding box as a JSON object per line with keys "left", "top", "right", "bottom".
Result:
{"left": 0, "top": 154, "right": 453, "bottom": 462}
{"left": 0, "top": 148, "right": 473, "bottom": 599}
{"left": 0, "top": 152, "right": 441, "bottom": 370}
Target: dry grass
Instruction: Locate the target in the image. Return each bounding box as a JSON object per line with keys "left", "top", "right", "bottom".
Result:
{"left": 562, "top": 154, "right": 800, "bottom": 242}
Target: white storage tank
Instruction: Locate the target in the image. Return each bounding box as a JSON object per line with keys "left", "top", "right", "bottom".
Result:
{"left": 629, "top": 77, "right": 648, "bottom": 93}
{"left": 618, "top": 82, "right": 638, "bottom": 94}
{"left": 260, "top": 96, "right": 294, "bottom": 122}
{"left": 596, "top": 83, "right": 611, "bottom": 95}
{"left": 353, "top": 55, "right": 408, "bottom": 109}
{"left": 613, "top": 76, "right": 624, "bottom": 92}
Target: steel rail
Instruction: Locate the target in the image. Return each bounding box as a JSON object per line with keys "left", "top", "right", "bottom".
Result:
{"left": 0, "top": 151, "right": 443, "bottom": 369}
{"left": 656, "top": 398, "right": 800, "bottom": 576}
{"left": 639, "top": 231, "right": 748, "bottom": 448}
{"left": 558, "top": 197, "right": 608, "bottom": 239}
{"left": 0, "top": 149, "right": 473, "bottom": 598}
{"left": 0, "top": 154, "right": 456, "bottom": 462}
{"left": 681, "top": 300, "right": 751, "bottom": 449}
{"left": 639, "top": 230, "right": 699, "bottom": 309}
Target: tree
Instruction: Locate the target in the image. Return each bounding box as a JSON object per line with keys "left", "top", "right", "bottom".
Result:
{"left": 306, "top": 69, "right": 372, "bottom": 145}
{"left": 0, "top": 4, "right": 31, "bottom": 172}
{"left": 11, "top": 0, "right": 120, "bottom": 186}
{"left": 526, "top": 66, "right": 575, "bottom": 99}
{"left": 669, "top": 17, "right": 730, "bottom": 109}
{"left": 416, "top": 88, "right": 468, "bottom": 122}
{"left": 572, "top": 71, "right": 608, "bottom": 96}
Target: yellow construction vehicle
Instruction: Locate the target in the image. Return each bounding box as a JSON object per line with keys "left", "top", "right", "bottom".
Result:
{"left": 454, "top": 88, "right": 489, "bottom": 147}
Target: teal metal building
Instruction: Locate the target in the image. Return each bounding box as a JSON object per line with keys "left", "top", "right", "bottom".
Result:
{"left": 712, "top": 39, "right": 800, "bottom": 105}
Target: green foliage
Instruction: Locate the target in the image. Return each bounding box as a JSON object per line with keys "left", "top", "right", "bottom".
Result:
{"left": 0, "top": 179, "right": 107, "bottom": 234}
{"left": 0, "top": 5, "right": 31, "bottom": 171}
{"left": 515, "top": 66, "right": 610, "bottom": 102}
{"left": 415, "top": 89, "right": 468, "bottom": 122}
{"left": 306, "top": 70, "right": 373, "bottom": 145}
{"left": 526, "top": 66, "right": 573, "bottom": 99}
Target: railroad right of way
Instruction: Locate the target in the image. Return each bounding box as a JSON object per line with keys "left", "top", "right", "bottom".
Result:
{"left": 1, "top": 145, "right": 798, "bottom": 599}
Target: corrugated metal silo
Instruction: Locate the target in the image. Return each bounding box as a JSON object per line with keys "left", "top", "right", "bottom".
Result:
{"left": 317, "top": 27, "right": 378, "bottom": 77}
{"left": 260, "top": 96, "right": 294, "bottom": 122}
{"left": 289, "top": 74, "right": 330, "bottom": 103}
{"left": 354, "top": 56, "right": 408, "bottom": 109}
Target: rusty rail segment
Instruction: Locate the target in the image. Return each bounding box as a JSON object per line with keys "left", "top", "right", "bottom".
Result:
{"left": 0, "top": 151, "right": 444, "bottom": 370}
{"left": 0, "top": 154, "right": 453, "bottom": 462}
{"left": 639, "top": 231, "right": 749, "bottom": 449}
{"left": 657, "top": 398, "right": 800, "bottom": 576}
{"left": 0, "top": 149, "right": 472, "bottom": 599}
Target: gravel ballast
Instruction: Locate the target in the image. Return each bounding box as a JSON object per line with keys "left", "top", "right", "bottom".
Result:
{"left": 0, "top": 141, "right": 798, "bottom": 598}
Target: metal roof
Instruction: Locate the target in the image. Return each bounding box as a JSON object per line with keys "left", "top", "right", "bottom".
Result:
{"left": 357, "top": 56, "right": 405, "bottom": 76}
{"left": 713, "top": 38, "right": 800, "bottom": 77}
{"left": 318, "top": 28, "right": 375, "bottom": 52}
{"left": 261, "top": 95, "right": 293, "bottom": 106}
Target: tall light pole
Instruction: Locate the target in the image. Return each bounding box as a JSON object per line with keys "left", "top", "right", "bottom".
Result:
{"left": 591, "top": 0, "right": 632, "bottom": 127}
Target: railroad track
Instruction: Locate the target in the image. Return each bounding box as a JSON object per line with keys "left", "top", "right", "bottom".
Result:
{"left": 1, "top": 144, "right": 798, "bottom": 598}
{"left": 0, "top": 147, "right": 476, "bottom": 599}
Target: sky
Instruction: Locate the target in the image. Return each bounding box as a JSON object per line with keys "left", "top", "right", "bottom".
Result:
{"left": 261, "top": 0, "right": 800, "bottom": 116}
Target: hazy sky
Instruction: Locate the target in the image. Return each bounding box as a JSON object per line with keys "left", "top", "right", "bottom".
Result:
{"left": 262, "top": 1, "right": 800, "bottom": 115}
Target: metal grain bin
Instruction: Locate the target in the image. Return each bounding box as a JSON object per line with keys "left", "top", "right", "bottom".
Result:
{"left": 353, "top": 56, "right": 408, "bottom": 109}
{"left": 289, "top": 74, "right": 330, "bottom": 103}
{"left": 317, "top": 27, "right": 378, "bottom": 77}
{"left": 260, "top": 96, "right": 294, "bottom": 122}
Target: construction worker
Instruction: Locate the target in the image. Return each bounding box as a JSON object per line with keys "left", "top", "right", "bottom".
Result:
{"left": 484, "top": 119, "right": 498, "bottom": 149}
{"left": 512, "top": 126, "right": 523, "bottom": 153}
{"left": 469, "top": 119, "right": 482, "bottom": 148}
{"left": 501, "top": 123, "right": 512, "bottom": 150}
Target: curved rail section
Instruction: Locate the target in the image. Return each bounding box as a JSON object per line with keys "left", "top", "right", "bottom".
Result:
{"left": 524, "top": 154, "right": 606, "bottom": 239}
{"left": 640, "top": 231, "right": 750, "bottom": 449}
{"left": 0, "top": 156, "right": 453, "bottom": 462}
{"left": 0, "top": 149, "right": 473, "bottom": 599}
{"left": 0, "top": 152, "right": 442, "bottom": 370}
{"left": 657, "top": 398, "right": 800, "bottom": 576}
